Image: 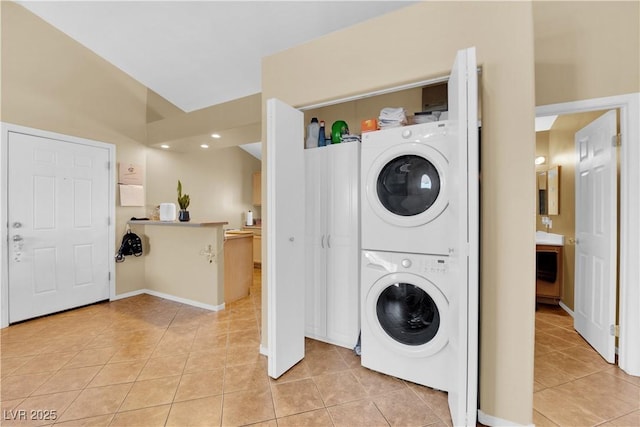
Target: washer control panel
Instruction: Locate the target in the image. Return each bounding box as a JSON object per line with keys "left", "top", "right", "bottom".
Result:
{"left": 395, "top": 254, "right": 449, "bottom": 274}
{"left": 422, "top": 257, "right": 449, "bottom": 274}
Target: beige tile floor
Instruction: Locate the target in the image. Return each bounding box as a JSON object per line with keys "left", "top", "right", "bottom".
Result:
{"left": 533, "top": 304, "right": 640, "bottom": 427}
{"left": 0, "top": 270, "right": 452, "bottom": 427}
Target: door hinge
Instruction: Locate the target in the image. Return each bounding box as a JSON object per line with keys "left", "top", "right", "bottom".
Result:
{"left": 107, "top": 161, "right": 111, "bottom": 170}
{"left": 108, "top": 271, "right": 111, "bottom": 281}
{"left": 612, "top": 134, "right": 621, "bottom": 147}
{"left": 610, "top": 324, "right": 620, "bottom": 337}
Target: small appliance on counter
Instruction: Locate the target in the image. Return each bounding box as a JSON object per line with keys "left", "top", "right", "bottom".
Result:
{"left": 159, "top": 203, "right": 177, "bottom": 221}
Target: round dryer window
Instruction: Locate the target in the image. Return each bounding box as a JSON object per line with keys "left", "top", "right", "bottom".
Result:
{"left": 377, "top": 155, "right": 441, "bottom": 217}
{"left": 366, "top": 142, "right": 449, "bottom": 228}
{"left": 376, "top": 283, "right": 440, "bottom": 346}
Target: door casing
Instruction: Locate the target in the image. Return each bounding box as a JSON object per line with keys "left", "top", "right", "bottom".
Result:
{"left": 0, "top": 122, "right": 116, "bottom": 328}
{"left": 536, "top": 93, "right": 640, "bottom": 377}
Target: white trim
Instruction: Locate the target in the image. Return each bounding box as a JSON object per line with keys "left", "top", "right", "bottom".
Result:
{"left": 299, "top": 67, "right": 483, "bottom": 111}
{"left": 559, "top": 300, "right": 574, "bottom": 317}
{"left": 112, "top": 289, "right": 225, "bottom": 312}
{"left": 299, "top": 75, "right": 448, "bottom": 111}
{"left": 536, "top": 93, "right": 640, "bottom": 377}
{"left": 0, "top": 122, "right": 116, "bottom": 328}
{"left": 259, "top": 344, "right": 269, "bottom": 357}
{"left": 143, "top": 289, "right": 225, "bottom": 312}
{"left": 477, "top": 410, "right": 534, "bottom": 427}
{"left": 110, "top": 289, "right": 147, "bottom": 301}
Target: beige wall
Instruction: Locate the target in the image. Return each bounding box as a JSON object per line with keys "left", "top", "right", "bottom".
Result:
{"left": 1, "top": 1, "right": 148, "bottom": 295}
{"left": 145, "top": 147, "right": 261, "bottom": 229}
{"left": 534, "top": 1, "right": 640, "bottom": 106}
{"left": 1, "top": 2, "right": 261, "bottom": 298}
{"left": 262, "top": 2, "right": 537, "bottom": 424}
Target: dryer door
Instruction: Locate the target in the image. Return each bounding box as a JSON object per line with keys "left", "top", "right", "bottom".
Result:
{"left": 366, "top": 142, "right": 449, "bottom": 228}
{"left": 365, "top": 272, "right": 449, "bottom": 358}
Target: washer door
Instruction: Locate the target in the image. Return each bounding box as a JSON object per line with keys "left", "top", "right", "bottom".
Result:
{"left": 366, "top": 142, "right": 449, "bottom": 227}
{"left": 365, "top": 272, "right": 449, "bottom": 358}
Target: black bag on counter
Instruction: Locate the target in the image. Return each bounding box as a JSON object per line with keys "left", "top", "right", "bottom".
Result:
{"left": 115, "top": 230, "right": 143, "bottom": 262}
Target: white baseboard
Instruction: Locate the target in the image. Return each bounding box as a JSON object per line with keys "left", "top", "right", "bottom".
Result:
{"left": 111, "top": 289, "right": 225, "bottom": 312}
{"left": 259, "top": 344, "right": 268, "bottom": 356}
{"left": 110, "top": 289, "right": 146, "bottom": 301}
{"left": 559, "top": 300, "right": 574, "bottom": 317}
{"left": 477, "top": 410, "right": 534, "bottom": 427}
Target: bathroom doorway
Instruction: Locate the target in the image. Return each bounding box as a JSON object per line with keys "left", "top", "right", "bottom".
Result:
{"left": 534, "top": 93, "right": 640, "bottom": 376}
{"left": 534, "top": 108, "right": 618, "bottom": 364}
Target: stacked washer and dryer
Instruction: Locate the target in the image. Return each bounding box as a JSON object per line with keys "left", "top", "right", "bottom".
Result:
{"left": 359, "top": 48, "right": 479, "bottom": 426}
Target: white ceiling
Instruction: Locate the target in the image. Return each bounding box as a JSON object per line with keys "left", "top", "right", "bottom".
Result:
{"left": 18, "top": 0, "right": 415, "bottom": 113}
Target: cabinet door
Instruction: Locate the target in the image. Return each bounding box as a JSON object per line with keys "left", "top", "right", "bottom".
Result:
{"left": 253, "top": 235, "right": 262, "bottom": 265}
{"left": 304, "top": 148, "right": 328, "bottom": 339}
{"left": 325, "top": 142, "right": 360, "bottom": 347}
{"left": 266, "top": 98, "right": 305, "bottom": 379}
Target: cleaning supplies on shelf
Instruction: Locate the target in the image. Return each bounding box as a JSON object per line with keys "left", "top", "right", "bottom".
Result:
{"left": 331, "top": 120, "right": 349, "bottom": 144}
{"left": 305, "top": 117, "right": 320, "bottom": 149}
{"left": 318, "top": 121, "right": 326, "bottom": 147}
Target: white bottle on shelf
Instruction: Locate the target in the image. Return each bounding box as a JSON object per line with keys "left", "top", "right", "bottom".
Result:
{"left": 305, "top": 117, "right": 320, "bottom": 149}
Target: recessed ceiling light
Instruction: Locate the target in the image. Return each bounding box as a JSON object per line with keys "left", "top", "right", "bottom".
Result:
{"left": 200, "top": 144, "right": 209, "bottom": 149}
{"left": 160, "top": 144, "right": 170, "bottom": 149}
{"left": 210, "top": 133, "right": 221, "bottom": 139}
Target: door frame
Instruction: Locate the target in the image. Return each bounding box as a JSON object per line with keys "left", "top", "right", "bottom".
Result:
{"left": 0, "top": 122, "right": 117, "bottom": 328}
{"left": 536, "top": 93, "right": 640, "bottom": 376}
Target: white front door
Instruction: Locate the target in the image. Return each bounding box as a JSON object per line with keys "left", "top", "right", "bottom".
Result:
{"left": 7, "top": 130, "right": 111, "bottom": 323}
{"left": 574, "top": 110, "right": 617, "bottom": 363}
{"left": 266, "top": 98, "right": 305, "bottom": 378}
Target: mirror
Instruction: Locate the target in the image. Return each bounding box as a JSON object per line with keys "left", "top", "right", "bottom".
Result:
{"left": 537, "top": 166, "right": 560, "bottom": 215}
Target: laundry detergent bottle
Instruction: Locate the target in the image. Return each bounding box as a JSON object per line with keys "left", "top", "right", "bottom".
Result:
{"left": 305, "top": 117, "right": 320, "bottom": 149}
{"left": 318, "top": 121, "right": 326, "bottom": 147}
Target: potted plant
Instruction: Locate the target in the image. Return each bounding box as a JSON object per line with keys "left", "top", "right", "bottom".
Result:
{"left": 177, "top": 180, "right": 190, "bottom": 222}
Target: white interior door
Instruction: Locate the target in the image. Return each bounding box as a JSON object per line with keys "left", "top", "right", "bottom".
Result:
{"left": 8, "top": 131, "right": 111, "bottom": 323}
{"left": 447, "top": 46, "right": 479, "bottom": 427}
{"left": 266, "top": 98, "right": 305, "bottom": 378}
{"left": 574, "top": 110, "right": 617, "bottom": 363}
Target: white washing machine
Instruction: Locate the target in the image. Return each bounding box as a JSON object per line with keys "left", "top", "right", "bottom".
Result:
{"left": 361, "top": 121, "right": 462, "bottom": 255}
{"left": 360, "top": 249, "right": 459, "bottom": 392}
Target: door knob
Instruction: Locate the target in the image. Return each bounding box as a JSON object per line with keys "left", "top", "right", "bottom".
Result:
{"left": 289, "top": 237, "right": 294, "bottom": 242}
{"left": 12, "top": 222, "right": 22, "bottom": 228}
{"left": 12, "top": 235, "right": 23, "bottom": 242}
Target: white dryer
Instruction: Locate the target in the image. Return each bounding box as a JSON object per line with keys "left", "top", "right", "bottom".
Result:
{"left": 360, "top": 249, "right": 457, "bottom": 392}
{"left": 361, "top": 121, "right": 461, "bottom": 255}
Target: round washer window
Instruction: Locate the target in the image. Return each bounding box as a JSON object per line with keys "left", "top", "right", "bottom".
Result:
{"left": 376, "top": 283, "right": 440, "bottom": 346}
{"left": 376, "top": 155, "right": 441, "bottom": 216}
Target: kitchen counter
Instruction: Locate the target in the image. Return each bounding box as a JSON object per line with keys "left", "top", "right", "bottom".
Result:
{"left": 127, "top": 220, "right": 228, "bottom": 310}
{"left": 224, "top": 232, "right": 253, "bottom": 303}
{"left": 225, "top": 230, "right": 254, "bottom": 240}
{"left": 242, "top": 226, "right": 262, "bottom": 266}
{"left": 128, "top": 220, "right": 228, "bottom": 228}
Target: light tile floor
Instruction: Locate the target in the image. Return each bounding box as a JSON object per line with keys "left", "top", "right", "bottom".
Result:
{"left": 1, "top": 270, "right": 452, "bottom": 426}
{"left": 533, "top": 304, "right": 640, "bottom": 427}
